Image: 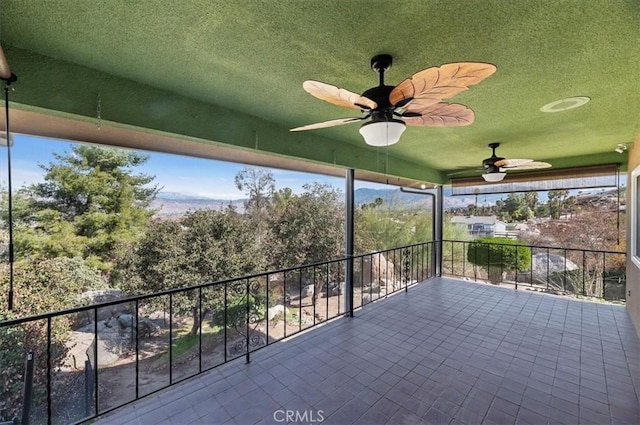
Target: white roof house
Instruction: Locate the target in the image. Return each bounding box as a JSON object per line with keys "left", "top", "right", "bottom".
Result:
{"left": 450, "top": 215, "right": 508, "bottom": 237}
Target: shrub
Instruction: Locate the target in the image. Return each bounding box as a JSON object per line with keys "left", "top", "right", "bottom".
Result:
{"left": 467, "top": 237, "right": 531, "bottom": 283}
{"left": 0, "top": 257, "right": 103, "bottom": 421}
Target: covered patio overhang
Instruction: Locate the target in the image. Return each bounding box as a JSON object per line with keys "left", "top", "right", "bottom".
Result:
{"left": 0, "top": 3, "right": 639, "bottom": 423}
{"left": 1, "top": 1, "right": 638, "bottom": 187}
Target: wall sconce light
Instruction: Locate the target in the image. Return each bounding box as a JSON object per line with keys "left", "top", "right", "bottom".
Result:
{"left": 614, "top": 144, "right": 627, "bottom": 154}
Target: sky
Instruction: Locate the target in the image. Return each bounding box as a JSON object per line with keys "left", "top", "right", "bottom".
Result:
{"left": 0, "top": 133, "right": 385, "bottom": 200}
{"left": 0, "top": 133, "right": 624, "bottom": 206}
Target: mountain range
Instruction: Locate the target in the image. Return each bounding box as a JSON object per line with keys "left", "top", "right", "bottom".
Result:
{"left": 151, "top": 187, "right": 620, "bottom": 218}
{"left": 152, "top": 188, "right": 437, "bottom": 217}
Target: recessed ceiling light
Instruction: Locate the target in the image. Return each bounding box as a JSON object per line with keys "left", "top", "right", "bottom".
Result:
{"left": 540, "top": 96, "right": 590, "bottom": 113}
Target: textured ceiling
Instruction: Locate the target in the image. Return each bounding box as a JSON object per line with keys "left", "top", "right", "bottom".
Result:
{"left": 0, "top": 0, "right": 638, "bottom": 185}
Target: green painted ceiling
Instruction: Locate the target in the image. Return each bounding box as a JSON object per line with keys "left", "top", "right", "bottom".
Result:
{"left": 1, "top": 0, "right": 639, "bottom": 184}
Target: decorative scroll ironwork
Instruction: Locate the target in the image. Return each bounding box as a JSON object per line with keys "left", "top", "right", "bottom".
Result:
{"left": 225, "top": 278, "right": 265, "bottom": 357}
{"left": 403, "top": 247, "right": 411, "bottom": 287}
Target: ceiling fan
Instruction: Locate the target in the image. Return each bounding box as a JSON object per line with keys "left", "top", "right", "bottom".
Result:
{"left": 290, "top": 54, "right": 496, "bottom": 146}
{"left": 473, "top": 142, "right": 552, "bottom": 182}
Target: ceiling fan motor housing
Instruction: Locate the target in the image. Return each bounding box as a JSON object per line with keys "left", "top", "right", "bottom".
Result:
{"left": 483, "top": 142, "right": 503, "bottom": 169}
{"left": 361, "top": 85, "right": 395, "bottom": 121}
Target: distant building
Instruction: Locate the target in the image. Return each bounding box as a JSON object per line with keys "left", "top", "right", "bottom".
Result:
{"left": 450, "top": 215, "right": 507, "bottom": 237}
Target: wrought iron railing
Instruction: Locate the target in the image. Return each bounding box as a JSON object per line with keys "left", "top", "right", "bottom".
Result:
{"left": 0, "top": 241, "right": 434, "bottom": 425}
{"left": 442, "top": 239, "right": 626, "bottom": 301}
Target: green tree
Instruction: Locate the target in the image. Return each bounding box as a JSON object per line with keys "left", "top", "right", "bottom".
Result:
{"left": 548, "top": 189, "right": 569, "bottom": 219}
{"left": 271, "top": 187, "right": 294, "bottom": 216}
{"left": 524, "top": 192, "right": 538, "bottom": 211}
{"left": 17, "top": 145, "right": 158, "bottom": 270}
{"left": 120, "top": 209, "right": 265, "bottom": 335}
{"left": 356, "top": 206, "right": 433, "bottom": 253}
{"left": 466, "top": 237, "right": 531, "bottom": 283}
{"left": 235, "top": 167, "right": 275, "bottom": 243}
{"left": 269, "top": 183, "right": 344, "bottom": 304}
{"left": 503, "top": 194, "right": 525, "bottom": 221}
{"left": 270, "top": 183, "right": 343, "bottom": 267}
{"left": 515, "top": 205, "right": 534, "bottom": 221}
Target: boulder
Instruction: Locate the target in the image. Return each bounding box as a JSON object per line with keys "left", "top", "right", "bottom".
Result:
{"left": 361, "top": 253, "right": 397, "bottom": 289}
{"left": 77, "top": 289, "right": 124, "bottom": 306}
{"left": 73, "top": 289, "right": 125, "bottom": 327}
{"left": 328, "top": 281, "right": 344, "bottom": 296}
{"left": 519, "top": 253, "right": 579, "bottom": 287}
{"left": 532, "top": 253, "right": 578, "bottom": 275}
{"left": 103, "top": 313, "right": 159, "bottom": 338}
{"left": 267, "top": 304, "right": 286, "bottom": 321}
{"left": 301, "top": 284, "right": 314, "bottom": 298}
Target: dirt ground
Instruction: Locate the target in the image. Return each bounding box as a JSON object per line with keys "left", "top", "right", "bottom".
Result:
{"left": 48, "top": 284, "right": 405, "bottom": 422}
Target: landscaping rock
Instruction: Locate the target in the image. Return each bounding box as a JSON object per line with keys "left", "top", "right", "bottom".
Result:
{"left": 267, "top": 304, "right": 286, "bottom": 321}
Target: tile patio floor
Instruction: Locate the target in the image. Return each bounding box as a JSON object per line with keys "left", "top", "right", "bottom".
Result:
{"left": 96, "top": 277, "right": 640, "bottom": 425}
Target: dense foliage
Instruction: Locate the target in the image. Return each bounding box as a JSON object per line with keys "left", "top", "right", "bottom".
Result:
{"left": 467, "top": 237, "right": 531, "bottom": 283}
{"left": 269, "top": 183, "right": 344, "bottom": 267}
{"left": 453, "top": 190, "right": 578, "bottom": 222}
{"left": 119, "top": 209, "right": 265, "bottom": 335}
{"left": 7, "top": 146, "right": 158, "bottom": 271}
{"left": 0, "top": 257, "right": 105, "bottom": 421}
{"left": 356, "top": 204, "right": 432, "bottom": 253}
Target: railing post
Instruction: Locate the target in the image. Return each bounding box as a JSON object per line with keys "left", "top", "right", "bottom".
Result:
{"left": 602, "top": 252, "right": 606, "bottom": 299}
{"left": 169, "top": 292, "right": 173, "bottom": 384}
{"left": 93, "top": 309, "right": 98, "bottom": 417}
{"left": 224, "top": 282, "right": 228, "bottom": 363}
{"left": 403, "top": 247, "right": 410, "bottom": 292}
{"left": 451, "top": 241, "right": 455, "bottom": 276}
{"left": 546, "top": 247, "right": 550, "bottom": 291}
{"left": 135, "top": 300, "right": 140, "bottom": 398}
{"left": 21, "top": 350, "right": 34, "bottom": 425}
{"left": 512, "top": 245, "right": 519, "bottom": 291}
{"left": 435, "top": 185, "right": 443, "bottom": 277}
{"left": 345, "top": 169, "right": 355, "bottom": 317}
{"left": 84, "top": 359, "right": 93, "bottom": 418}
{"left": 47, "top": 317, "right": 52, "bottom": 425}
{"left": 246, "top": 279, "right": 251, "bottom": 364}
{"left": 582, "top": 250, "right": 586, "bottom": 296}
{"left": 198, "top": 287, "right": 202, "bottom": 372}
{"left": 312, "top": 268, "right": 317, "bottom": 325}
{"left": 563, "top": 248, "right": 567, "bottom": 291}
{"left": 298, "top": 272, "right": 302, "bottom": 331}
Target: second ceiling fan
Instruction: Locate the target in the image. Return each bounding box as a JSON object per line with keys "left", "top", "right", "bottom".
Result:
{"left": 478, "top": 143, "right": 552, "bottom": 182}
{"left": 291, "top": 55, "right": 496, "bottom": 146}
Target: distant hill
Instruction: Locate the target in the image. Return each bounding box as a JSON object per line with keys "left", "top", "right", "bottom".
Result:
{"left": 355, "top": 188, "right": 434, "bottom": 208}
{"left": 152, "top": 193, "right": 245, "bottom": 217}
{"left": 154, "top": 186, "right": 563, "bottom": 217}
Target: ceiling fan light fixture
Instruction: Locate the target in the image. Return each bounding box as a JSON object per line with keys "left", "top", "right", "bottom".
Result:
{"left": 482, "top": 172, "right": 506, "bottom": 182}
{"left": 359, "top": 119, "right": 406, "bottom": 147}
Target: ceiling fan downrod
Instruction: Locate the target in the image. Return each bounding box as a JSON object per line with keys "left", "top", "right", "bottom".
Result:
{"left": 371, "top": 54, "right": 392, "bottom": 86}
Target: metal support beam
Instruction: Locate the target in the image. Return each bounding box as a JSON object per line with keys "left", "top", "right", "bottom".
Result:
{"left": 400, "top": 187, "right": 436, "bottom": 275}
{"left": 345, "top": 169, "right": 354, "bottom": 317}
{"left": 435, "top": 185, "right": 444, "bottom": 276}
